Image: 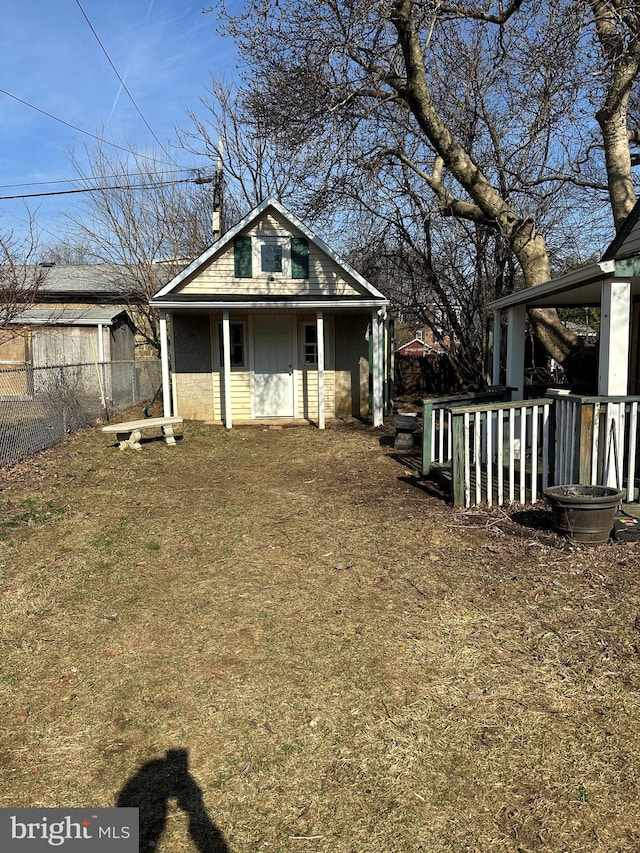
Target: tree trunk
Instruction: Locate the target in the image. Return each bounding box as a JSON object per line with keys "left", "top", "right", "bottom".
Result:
{"left": 598, "top": 101, "right": 636, "bottom": 229}
{"left": 590, "top": 0, "right": 640, "bottom": 228}
{"left": 390, "top": 0, "right": 580, "bottom": 365}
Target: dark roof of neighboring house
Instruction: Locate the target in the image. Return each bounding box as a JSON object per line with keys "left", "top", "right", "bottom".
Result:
{"left": 36, "top": 264, "right": 131, "bottom": 296}
{"left": 11, "top": 307, "right": 130, "bottom": 326}
{"left": 601, "top": 197, "right": 640, "bottom": 261}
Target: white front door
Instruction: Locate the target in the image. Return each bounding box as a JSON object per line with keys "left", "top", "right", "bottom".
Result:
{"left": 253, "top": 316, "right": 295, "bottom": 417}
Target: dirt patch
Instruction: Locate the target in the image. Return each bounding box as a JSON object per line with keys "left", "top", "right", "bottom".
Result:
{"left": 1, "top": 414, "right": 639, "bottom": 852}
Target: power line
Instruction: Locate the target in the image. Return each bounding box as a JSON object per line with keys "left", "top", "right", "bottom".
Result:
{"left": 0, "top": 175, "right": 213, "bottom": 201}
{"left": 74, "top": 0, "right": 179, "bottom": 167}
{"left": 0, "top": 87, "right": 175, "bottom": 166}
{"left": 0, "top": 168, "right": 192, "bottom": 190}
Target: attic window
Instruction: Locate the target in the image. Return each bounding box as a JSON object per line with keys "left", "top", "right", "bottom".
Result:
{"left": 234, "top": 235, "right": 310, "bottom": 279}
{"left": 260, "top": 238, "right": 284, "bottom": 273}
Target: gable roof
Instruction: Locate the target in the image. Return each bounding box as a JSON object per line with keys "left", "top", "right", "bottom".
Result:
{"left": 488, "top": 196, "right": 640, "bottom": 312}
{"left": 601, "top": 198, "right": 640, "bottom": 261}
{"left": 151, "top": 198, "right": 388, "bottom": 305}
{"left": 36, "top": 264, "right": 134, "bottom": 297}
{"left": 396, "top": 336, "right": 441, "bottom": 355}
{"left": 9, "top": 307, "right": 130, "bottom": 326}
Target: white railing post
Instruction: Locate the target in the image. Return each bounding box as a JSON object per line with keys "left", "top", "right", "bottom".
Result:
{"left": 474, "top": 413, "right": 482, "bottom": 506}
{"left": 462, "top": 413, "right": 469, "bottom": 507}
{"left": 486, "top": 411, "right": 493, "bottom": 507}
{"left": 531, "top": 404, "right": 539, "bottom": 504}
{"left": 628, "top": 402, "right": 638, "bottom": 502}
{"left": 508, "top": 407, "right": 515, "bottom": 503}
{"left": 497, "top": 409, "right": 504, "bottom": 505}
{"left": 542, "top": 403, "right": 550, "bottom": 491}
{"left": 519, "top": 405, "right": 527, "bottom": 503}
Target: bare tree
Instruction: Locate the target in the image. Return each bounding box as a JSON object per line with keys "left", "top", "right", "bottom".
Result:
{"left": 210, "top": 0, "right": 640, "bottom": 380}
{"left": 41, "top": 240, "right": 96, "bottom": 266}
{"left": 0, "top": 209, "right": 47, "bottom": 329}
{"left": 65, "top": 143, "right": 215, "bottom": 354}
{"left": 177, "top": 79, "right": 328, "bottom": 224}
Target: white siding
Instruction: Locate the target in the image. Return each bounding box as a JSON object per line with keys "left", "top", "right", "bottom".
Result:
{"left": 175, "top": 211, "right": 369, "bottom": 298}
{"left": 297, "top": 369, "right": 336, "bottom": 419}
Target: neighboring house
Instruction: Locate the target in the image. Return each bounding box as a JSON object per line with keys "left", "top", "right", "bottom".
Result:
{"left": 397, "top": 335, "right": 430, "bottom": 358}
{"left": 396, "top": 330, "right": 443, "bottom": 358}
{"left": 150, "top": 198, "right": 391, "bottom": 427}
{"left": 36, "top": 262, "right": 130, "bottom": 305}
{"left": 0, "top": 307, "right": 135, "bottom": 368}
{"left": 0, "top": 264, "right": 146, "bottom": 370}
{"left": 488, "top": 197, "right": 640, "bottom": 399}
{"left": 394, "top": 330, "right": 455, "bottom": 398}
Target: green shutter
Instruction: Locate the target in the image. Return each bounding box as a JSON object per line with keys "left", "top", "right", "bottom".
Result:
{"left": 234, "top": 236, "right": 252, "bottom": 278}
{"left": 291, "top": 237, "right": 309, "bottom": 279}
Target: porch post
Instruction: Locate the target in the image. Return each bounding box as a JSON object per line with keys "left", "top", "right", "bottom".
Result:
{"left": 222, "top": 311, "right": 232, "bottom": 428}
{"left": 159, "top": 310, "right": 172, "bottom": 417}
{"left": 492, "top": 309, "right": 501, "bottom": 386}
{"left": 372, "top": 310, "right": 384, "bottom": 427}
{"left": 316, "top": 311, "right": 325, "bottom": 429}
{"left": 598, "top": 278, "right": 631, "bottom": 395}
{"left": 506, "top": 305, "right": 526, "bottom": 401}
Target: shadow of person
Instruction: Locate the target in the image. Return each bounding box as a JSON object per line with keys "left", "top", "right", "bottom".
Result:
{"left": 116, "top": 748, "right": 229, "bottom": 852}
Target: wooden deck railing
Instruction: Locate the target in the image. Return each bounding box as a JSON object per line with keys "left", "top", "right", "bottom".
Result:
{"left": 547, "top": 391, "right": 640, "bottom": 502}
{"left": 449, "top": 398, "right": 552, "bottom": 507}
{"left": 421, "top": 387, "right": 514, "bottom": 475}
{"left": 419, "top": 389, "right": 640, "bottom": 507}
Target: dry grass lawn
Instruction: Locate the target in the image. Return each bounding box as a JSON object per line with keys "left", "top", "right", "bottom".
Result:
{"left": 1, "top": 414, "right": 640, "bottom": 852}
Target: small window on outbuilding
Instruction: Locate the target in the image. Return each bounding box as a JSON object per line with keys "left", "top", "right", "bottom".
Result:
{"left": 304, "top": 324, "right": 318, "bottom": 365}
{"left": 218, "top": 322, "right": 246, "bottom": 367}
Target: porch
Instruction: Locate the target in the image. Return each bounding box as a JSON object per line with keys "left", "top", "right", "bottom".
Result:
{"left": 425, "top": 201, "right": 640, "bottom": 509}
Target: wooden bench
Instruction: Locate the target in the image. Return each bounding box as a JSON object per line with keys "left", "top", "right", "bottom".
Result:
{"left": 102, "top": 416, "right": 184, "bottom": 450}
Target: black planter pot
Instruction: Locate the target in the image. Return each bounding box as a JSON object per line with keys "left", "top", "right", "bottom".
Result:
{"left": 543, "top": 485, "right": 624, "bottom": 545}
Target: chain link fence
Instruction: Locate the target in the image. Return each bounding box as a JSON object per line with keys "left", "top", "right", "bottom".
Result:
{"left": 0, "top": 360, "right": 163, "bottom": 468}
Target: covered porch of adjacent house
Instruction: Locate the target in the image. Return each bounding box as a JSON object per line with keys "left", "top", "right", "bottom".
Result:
{"left": 417, "top": 261, "right": 640, "bottom": 507}
{"left": 490, "top": 261, "right": 640, "bottom": 504}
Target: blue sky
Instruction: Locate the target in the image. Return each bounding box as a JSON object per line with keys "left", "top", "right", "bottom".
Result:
{"left": 0, "top": 0, "right": 240, "bottom": 246}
